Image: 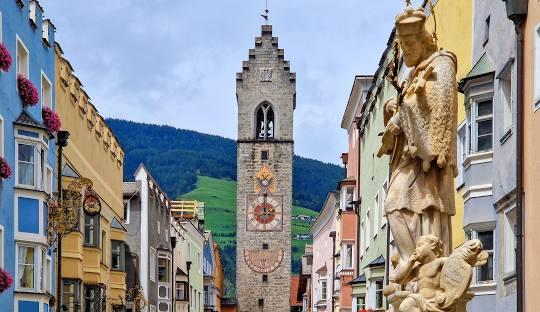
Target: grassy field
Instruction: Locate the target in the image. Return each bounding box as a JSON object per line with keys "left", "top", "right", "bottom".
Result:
{"left": 181, "top": 176, "right": 318, "bottom": 296}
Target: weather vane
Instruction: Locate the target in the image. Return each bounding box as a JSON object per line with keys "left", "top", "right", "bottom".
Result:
{"left": 260, "top": 0, "right": 269, "bottom": 24}
{"left": 405, "top": 0, "right": 412, "bottom": 6}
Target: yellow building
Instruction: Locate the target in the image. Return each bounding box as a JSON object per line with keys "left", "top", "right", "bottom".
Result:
{"left": 424, "top": 0, "right": 473, "bottom": 248}
{"left": 54, "top": 43, "right": 127, "bottom": 311}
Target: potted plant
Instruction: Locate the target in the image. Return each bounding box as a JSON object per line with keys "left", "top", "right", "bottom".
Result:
{"left": 42, "top": 106, "right": 61, "bottom": 133}
{"left": 0, "top": 268, "right": 13, "bottom": 294}
{"left": 17, "top": 74, "right": 39, "bottom": 106}
{"left": 0, "top": 156, "right": 12, "bottom": 180}
{"left": 0, "top": 43, "right": 12, "bottom": 72}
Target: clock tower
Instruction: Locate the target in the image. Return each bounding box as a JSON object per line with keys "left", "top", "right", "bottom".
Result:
{"left": 235, "top": 24, "right": 295, "bottom": 312}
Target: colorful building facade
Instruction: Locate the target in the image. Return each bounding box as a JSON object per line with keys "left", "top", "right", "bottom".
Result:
{"left": 309, "top": 192, "right": 338, "bottom": 312}
{"left": 54, "top": 42, "right": 127, "bottom": 311}
{"left": 0, "top": 0, "right": 56, "bottom": 311}
{"left": 522, "top": 0, "right": 539, "bottom": 310}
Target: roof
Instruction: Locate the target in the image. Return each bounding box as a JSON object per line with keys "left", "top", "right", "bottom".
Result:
{"left": 337, "top": 176, "right": 356, "bottom": 188}
{"left": 366, "top": 255, "right": 385, "bottom": 268}
{"left": 14, "top": 110, "right": 53, "bottom": 137}
{"left": 176, "top": 267, "right": 187, "bottom": 276}
{"left": 341, "top": 75, "right": 374, "bottom": 130}
{"left": 122, "top": 181, "right": 140, "bottom": 195}
{"left": 222, "top": 298, "right": 238, "bottom": 306}
{"left": 290, "top": 276, "right": 302, "bottom": 307}
{"left": 458, "top": 52, "right": 495, "bottom": 91}
{"left": 350, "top": 274, "right": 366, "bottom": 284}
{"left": 111, "top": 217, "right": 127, "bottom": 231}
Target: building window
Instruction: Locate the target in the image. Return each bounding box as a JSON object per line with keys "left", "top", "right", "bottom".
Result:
{"left": 456, "top": 122, "right": 466, "bottom": 187}
{"left": 261, "top": 150, "right": 269, "bottom": 160}
{"left": 365, "top": 209, "right": 371, "bottom": 249}
{"left": 499, "top": 71, "right": 513, "bottom": 134}
{"left": 41, "top": 73, "right": 52, "bottom": 109}
{"left": 16, "top": 36, "right": 29, "bottom": 78}
{"left": 472, "top": 230, "right": 494, "bottom": 283}
{"left": 123, "top": 200, "right": 130, "bottom": 224}
{"left": 468, "top": 99, "right": 493, "bottom": 153}
{"left": 535, "top": 24, "right": 540, "bottom": 109}
{"left": 503, "top": 207, "right": 517, "bottom": 275}
{"left": 374, "top": 193, "right": 379, "bottom": 233}
{"left": 256, "top": 102, "right": 274, "bottom": 140}
{"left": 111, "top": 240, "right": 125, "bottom": 271}
{"left": 262, "top": 274, "right": 268, "bottom": 282}
{"left": 101, "top": 230, "right": 107, "bottom": 265}
{"left": 84, "top": 285, "right": 102, "bottom": 312}
{"left": 343, "top": 244, "right": 353, "bottom": 269}
{"left": 17, "top": 245, "right": 35, "bottom": 289}
{"left": 375, "top": 279, "right": 384, "bottom": 308}
{"left": 17, "top": 197, "right": 40, "bottom": 234}
{"left": 84, "top": 214, "right": 100, "bottom": 247}
{"left": 0, "top": 114, "right": 4, "bottom": 157}
{"left": 175, "top": 282, "right": 187, "bottom": 301}
{"left": 0, "top": 226, "right": 3, "bottom": 268}
{"left": 355, "top": 296, "right": 366, "bottom": 310}
{"left": 483, "top": 15, "right": 490, "bottom": 46}
{"left": 62, "top": 280, "right": 81, "bottom": 312}
{"left": 319, "top": 278, "right": 327, "bottom": 301}
{"left": 17, "top": 143, "right": 35, "bottom": 186}
{"left": 158, "top": 253, "right": 170, "bottom": 282}
{"left": 150, "top": 247, "right": 156, "bottom": 282}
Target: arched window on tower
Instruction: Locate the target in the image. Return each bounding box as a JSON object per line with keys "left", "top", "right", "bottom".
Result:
{"left": 256, "top": 103, "right": 274, "bottom": 140}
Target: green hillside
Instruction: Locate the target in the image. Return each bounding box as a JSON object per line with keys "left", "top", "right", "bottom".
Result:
{"left": 182, "top": 176, "right": 318, "bottom": 297}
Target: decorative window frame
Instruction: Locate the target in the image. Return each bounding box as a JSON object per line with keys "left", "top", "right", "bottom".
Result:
{"left": 14, "top": 128, "right": 49, "bottom": 191}
{"left": 40, "top": 70, "right": 52, "bottom": 109}
{"left": 15, "top": 35, "right": 29, "bottom": 79}
{"left": 466, "top": 224, "right": 496, "bottom": 295}
{"left": 110, "top": 240, "right": 125, "bottom": 271}
{"left": 14, "top": 192, "right": 48, "bottom": 243}
{"left": 14, "top": 242, "right": 49, "bottom": 293}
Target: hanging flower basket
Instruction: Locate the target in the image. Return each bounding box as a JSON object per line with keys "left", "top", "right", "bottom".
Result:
{"left": 42, "top": 106, "right": 61, "bottom": 133}
{"left": 17, "top": 74, "right": 39, "bottom": 106}
{"left": 0, "top": 268, "right": 13, "bottom": 294}
{"left": 0, "top": 156, "right": 12, "bottom": 179}
{"left": 0, "top": 43, "right": 12, "bottom": 72}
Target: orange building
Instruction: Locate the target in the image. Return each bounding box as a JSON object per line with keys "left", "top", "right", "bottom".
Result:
{"left": 213, "top": 243, "right": 224, "bottom": 312}
{"left": 522, "top": 0, "right": 540, "bottom": 310}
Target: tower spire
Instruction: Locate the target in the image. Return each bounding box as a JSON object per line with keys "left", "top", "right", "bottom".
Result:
{"left": 260, "top": 0, "right": 269, "bottom": 24}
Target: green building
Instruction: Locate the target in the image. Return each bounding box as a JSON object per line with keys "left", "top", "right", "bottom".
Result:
{"left": 351, "top": 30, "right": 397, "bottom": 311}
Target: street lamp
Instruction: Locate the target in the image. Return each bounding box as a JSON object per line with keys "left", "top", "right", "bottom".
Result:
{"left": 56, "top": 130, "right": 70, "bottom": 312}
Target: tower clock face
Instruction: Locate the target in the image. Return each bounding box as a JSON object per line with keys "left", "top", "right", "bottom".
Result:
{"left": 247, "top": 195, "right": 282, "bottom": 231}
{"left": 244, "top": 249, "right": 284, "bottom": 274}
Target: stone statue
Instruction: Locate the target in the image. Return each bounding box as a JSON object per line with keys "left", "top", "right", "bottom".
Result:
{"left": 379, "top": 6, "right": 487, "bottom": 312}
{"left": 384, "top": 236, "right": 488, "bottom": 312}
{"left": 379, "top": 5, "right": 457, "bottom": 264}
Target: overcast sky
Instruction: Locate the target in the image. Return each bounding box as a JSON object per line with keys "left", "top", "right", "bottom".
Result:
{"left": 40, "top": 0, "right": 421, "bottom": 164}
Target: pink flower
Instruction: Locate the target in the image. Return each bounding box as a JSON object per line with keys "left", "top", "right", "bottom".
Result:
{"left": 0, "top": 157, "right": 12, "bottom": 179}
{"left": 42, "top": 106, "right": 61, "bottom": 133}
{"left": 0, "top": 268, "right": 13, "bottom": 293}
{"left": 17, "top": 74, "right": 39, "bottom": 106}
{"left": 0, "top": 43, "right": 12, "bottom": 72}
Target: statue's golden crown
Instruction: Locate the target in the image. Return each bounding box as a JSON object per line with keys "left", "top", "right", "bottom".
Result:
{"left": 395, "top": 6, "right": 427, "bottom": 36}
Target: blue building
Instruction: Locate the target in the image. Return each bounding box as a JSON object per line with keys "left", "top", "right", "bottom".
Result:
{"left": 0, "top": 0, "right": 56, "bottom": 311}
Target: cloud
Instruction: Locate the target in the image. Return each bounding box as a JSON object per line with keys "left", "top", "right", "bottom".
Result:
{"left": 40, "top": 0, "right": 418, "bottom": 164}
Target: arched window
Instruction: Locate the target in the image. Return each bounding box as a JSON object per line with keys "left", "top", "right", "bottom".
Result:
{"left": 256, "top": 103, "right": 274, "bottom": 140}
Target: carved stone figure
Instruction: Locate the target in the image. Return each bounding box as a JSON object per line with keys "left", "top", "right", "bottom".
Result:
{"left": 379, "top": 6, "right": 458, "bottom": 266}
{"left": 379, "top": 6, "right": 487, "bottom": 312}
{"left": 385, "top": 236, "right": 488, "bottom": 312}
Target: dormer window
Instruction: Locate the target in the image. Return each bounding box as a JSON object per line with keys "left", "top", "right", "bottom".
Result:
{"left": 256, "top": 102, "right": 274, "bottom": 140}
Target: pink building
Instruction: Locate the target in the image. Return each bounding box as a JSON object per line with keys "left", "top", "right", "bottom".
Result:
{"left": 310, "top": 192, "right": 339, "bottom": 311}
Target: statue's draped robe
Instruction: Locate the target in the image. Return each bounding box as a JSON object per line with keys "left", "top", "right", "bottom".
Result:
{"left": 379, "top": 51, "right": 458, "bottom": 260}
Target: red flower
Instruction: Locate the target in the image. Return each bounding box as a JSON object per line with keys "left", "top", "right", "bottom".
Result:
{"left": 0, "top": 268, "right": 13, "bottom": 293}
{"left": 0, "top": 43, "right": 12, "bottom": 72}
{"left": 17, "top": 74, "right": 39, "bottom": 106}
{"left": 42, "top": 106, "right": 61, "bottom": 133}
{"left": 0, "top": 156, "right": 12, "bottom": 179}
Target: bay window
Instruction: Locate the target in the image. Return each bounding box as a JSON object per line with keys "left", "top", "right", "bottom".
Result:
{"left": 319, "top": 278, "right": 327, "bottom": 301}
{"left": 470, "top": 230, "right": 494, "bottom": 283}
{"left": 84, "top": 285, "right": 102, "bottom": 312}
{"left": 62, "top": 279, "right": 81, "bottom": 311}
{"left": 503, "top": 207, "right": 517, "bottom": 276}
{"left": 468, "top": 99, "right": 493, "bottom": 153}
{"left": 18, "top": 143, "right": 35, "bottom": 186}
{"left": 111, "top": 240, "right": 125, "bottom": 271}
{"left": 175, "top": 282, "right": 187, "bottom": 301}
{"left": 84, "top": 214, "right": 100, "bottom": 247}
{"left": 355, "top": 296, "right": 366, "bottom": 311}
{"left": 343, "top": 244, "right": 353, "bottom": 269}
{"left": 17, "top": 245, "right": 35, "bottom": 289}
{"left": 158, "top": 254, "right": 171, "bottom": 283}
{"left": 375, "top": 279, "right": 384, "bottom": 309}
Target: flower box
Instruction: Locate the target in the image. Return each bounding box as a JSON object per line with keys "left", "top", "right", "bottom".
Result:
{"left": 17, "top": 74, "right": 39, "bottom": 106}
{"left": 42, "top": 107, "right": 61, "bottom": 133}
{"left": 0, "top": 268, "right": 13, "bottom": 293}
{"left": 0, "top": 43, "right": 12, "bottom": 72}
{"left": 0, "top": 156, "right": 12, "bottom": 179}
